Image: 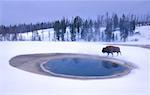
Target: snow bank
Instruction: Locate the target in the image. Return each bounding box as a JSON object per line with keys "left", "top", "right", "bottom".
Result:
{"left": 0, "top": 42, "right": 150, "bottom": 95}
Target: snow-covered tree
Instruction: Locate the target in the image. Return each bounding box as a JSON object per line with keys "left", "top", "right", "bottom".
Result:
{"left": 81, "top": 20, "right": 88, "bottom": 40}
{"left": 105, "top": 18, "right": 113, "bottom": 42}
{"left": 69, "top": 23, "right": 76, "bottom": 41}
{"left": 119, "top": 14, "right": 129, "bottom": 42}
{"left": 113, "top": 14, "right": 119, "bottom": 30}
{"left": 60, "top": 18, "right": 67, "bottom": 41}
{"left": 74, "top": 16, "right": 82, "bottom": 41}
{"left": 53, "top": 21, "right": 61, "bottom": 41}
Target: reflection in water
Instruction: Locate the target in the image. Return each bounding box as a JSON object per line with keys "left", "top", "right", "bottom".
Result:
{"left": 42, "top": 57, "right": 129, "bottom": 77}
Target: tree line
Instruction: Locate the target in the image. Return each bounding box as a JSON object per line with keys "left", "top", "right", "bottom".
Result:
{"left": 0, "top": 13, "right": 150, "bottom": 41}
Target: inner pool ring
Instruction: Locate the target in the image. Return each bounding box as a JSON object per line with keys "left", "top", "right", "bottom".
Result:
{"left": 39, "top": 54, "right": 134, "bottom": 79}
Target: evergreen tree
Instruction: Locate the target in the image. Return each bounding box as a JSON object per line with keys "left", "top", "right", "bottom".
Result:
{"left": 113, "top": 14, "right": 119, "bottom": 30}
{"left": 94, "top": 21, "right": 100, "bottom": 41}
{"left": 41, "top": 22, "right": 44, "bottom": 40}
{"left": 81, "top": 20, "right": 88, "bottom": 40}
{"left": 69, "top": 23, "right": 76, "bottom": 41}
{"left": 101, "top": 31, "right": 105, "bottom": 41}
{"left": 105, "top": 19, "right": 113, "bottom": 42}
{"left": 74, "top": 16, "right": 82, "bottom": 40}
{"left": 87, "top": 20, "right": 93, "bottom": 41}
{"left": 112, "top": 33, "right": 115, "bottom": 41}
{"left": 12, "top": 25, "right": 18, "bottom": 41}
{"left": 129, "top": 20, "right": 136, "bottom": 36}
{"left": 119, "top": 14, "right": 129, "bottom": 42}
{"left": 60, "top": 18, "right": 67, "bottom": 41}
{"left": 115, "top": 34, "right": 118, "bottom": 41}
{"left": 53, "top": 20, "right": 61, "bottom": 41}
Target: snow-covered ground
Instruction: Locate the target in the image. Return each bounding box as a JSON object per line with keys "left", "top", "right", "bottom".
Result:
{"left": 0, "top": 42, "right": 150, "bottom": 95}
{"left": 128, "top": 26, "right": 150, "bottom": 43}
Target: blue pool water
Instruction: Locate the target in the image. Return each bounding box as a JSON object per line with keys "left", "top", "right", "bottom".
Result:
{"left": 42, "top": 57, "right": 129, "bottom": 77}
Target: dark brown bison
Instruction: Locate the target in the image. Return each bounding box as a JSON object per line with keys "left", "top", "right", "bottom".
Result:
{"left": 102, "top": 46, "right": 121, "bottom": 56}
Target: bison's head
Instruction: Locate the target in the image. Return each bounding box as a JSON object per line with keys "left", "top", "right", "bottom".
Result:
{"left": 102, "top": 48, "right": 107, "bottom": 53}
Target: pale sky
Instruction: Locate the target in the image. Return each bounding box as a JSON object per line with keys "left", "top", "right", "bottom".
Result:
{"left": 0, "top": 0, "right": 150, "bottom": 26}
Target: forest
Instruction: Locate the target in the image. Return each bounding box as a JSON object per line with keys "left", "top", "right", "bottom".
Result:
{"left": 0, "top": 13, "right": 150, "bottom": 42}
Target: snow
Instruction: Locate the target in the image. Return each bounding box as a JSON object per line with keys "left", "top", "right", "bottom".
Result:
{"left": 0, "top": 42, "right": 150, "bottom": 95}
{"left": 135, "top": 26, "right": 150, "bottom": 39}
{"left": 20, "top": 28, "right": 55, "bottom": 41}
{"left": 128, "top": 26, "right": 150, "bottom": 43}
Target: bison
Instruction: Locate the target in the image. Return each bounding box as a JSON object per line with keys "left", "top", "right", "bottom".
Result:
{"left": 102, "top": 46, "right": 121, "bottom": 56}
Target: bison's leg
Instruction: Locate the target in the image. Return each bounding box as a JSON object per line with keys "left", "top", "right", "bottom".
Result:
{"left": 107, "top": 52, "right": 113, "bottom": 56}
{"left": 111, "top": 52, "right": 113, "bottom": 56}
{"left": 117, "top": 52, "right": 119, "bottom": 56}
{"left": 119, "top": 51, "right": 122, "bottom": 55}
{"left": 107, "top": 52, "right": 109, "bottom": 56}
{"left": 107, "top": 52, "right": 112, "bottom": 56}
{"left": 117, "top": 51, "right": 121, "bottom": 56}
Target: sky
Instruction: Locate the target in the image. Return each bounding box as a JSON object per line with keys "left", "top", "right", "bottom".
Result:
{"left": 0, "top": 0, "right": 150, "bottom": 26}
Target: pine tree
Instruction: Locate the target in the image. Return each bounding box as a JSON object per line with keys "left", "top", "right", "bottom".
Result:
{"left": 101, "top": 31, "right": 105, "bottom": 41}
{"left": 70, "top": 23, "right": 76, "bottom": 41}
{"left": 105, "top": 19, "right": 113, "bottom": 42}
{"left": 81, "top": 20, "right": 88, "bottom": 41}
{"left": 60, "top": 18, "right": 67, "bottom": 41}
{"left": 112, "top": 33, "right": 115, "bottom": 41}
{"left": 94, "top": 20, "right": 101, "bottom": 41}
{"left": 53, "top": 20, "right": 61, "bottom": 41}
{"left": 113, "top": 14, "right": 119, "bottom": 30}
{"left": 74, "top": 16, "right": 82, "bottom": 41}
{"left": 119, "top": 14, "right": 129, "bottom": 42}
{"left": 87, "top": 20, "right": 93, "bottom": 41}
{"left": 129, "top": 20, "right": 135, "bottom": 36}
{"left": 41, "top": 23, "right": 44, "bottom": 41}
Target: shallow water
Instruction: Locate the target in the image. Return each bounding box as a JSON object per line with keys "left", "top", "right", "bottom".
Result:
{"left": 42, "top": 57, "right": 129, "bottom": 77}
